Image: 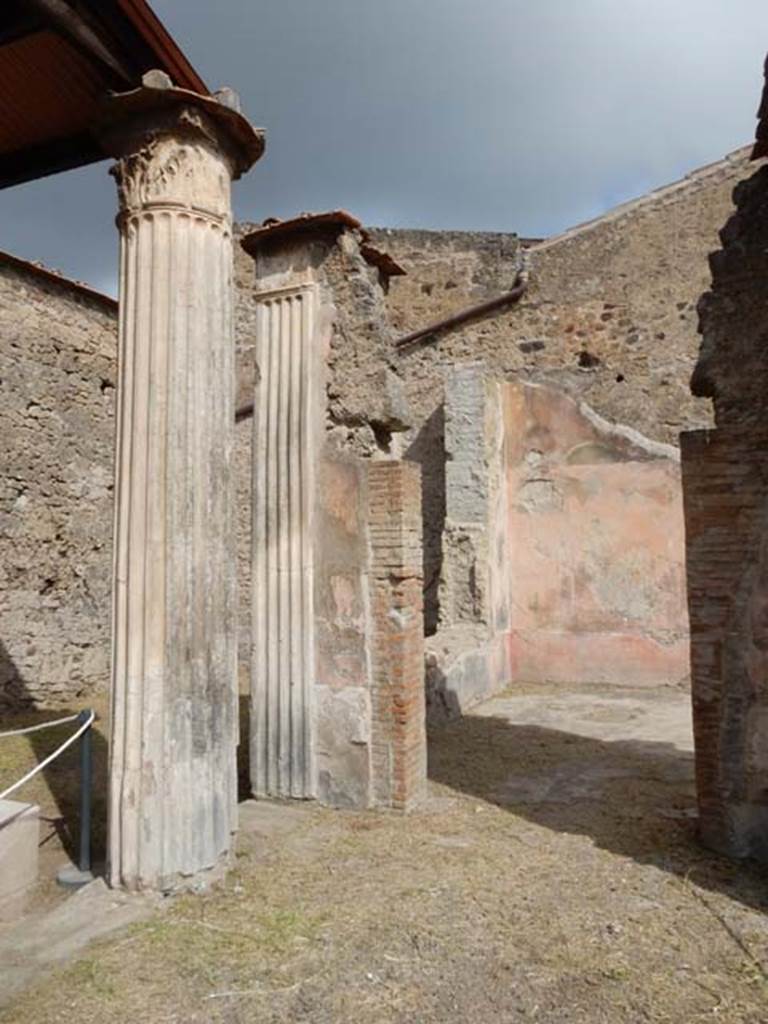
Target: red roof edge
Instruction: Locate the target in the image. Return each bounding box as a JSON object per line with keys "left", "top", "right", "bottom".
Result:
{"left": 0, "top": 250, "right": 118, "bottom": 311}
{"left": 240, "top": 210, "right": 364, "bottom": 255}
{"left": 117, "top": 0, "right": 208, "bottom": 94}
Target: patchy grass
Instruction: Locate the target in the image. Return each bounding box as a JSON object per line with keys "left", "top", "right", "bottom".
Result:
{"left": 0, "top": 700, "right": 109, "bottom": 911}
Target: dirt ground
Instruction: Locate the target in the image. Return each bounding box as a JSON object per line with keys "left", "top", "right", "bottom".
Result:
{"left": 3, "top": 684, "right": 768, "bottom": 1024}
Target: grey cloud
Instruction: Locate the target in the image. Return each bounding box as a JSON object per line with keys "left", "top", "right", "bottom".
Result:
{"left": 1, "top": 0, "right": 766, "bottom": 294}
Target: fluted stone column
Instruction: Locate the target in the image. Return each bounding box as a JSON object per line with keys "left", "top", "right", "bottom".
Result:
{"left": 250, "top": 285, "right": 319, "bottom": 800}
{"left": 102, "top": 80, "right": 263, "bottom": 891}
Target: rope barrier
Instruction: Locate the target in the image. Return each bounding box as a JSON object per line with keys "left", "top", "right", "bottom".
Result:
{"left": 0, "top": 709, "right": 95, "bottom": 801}
{"left": 0, "top": 713, "right": 80, "bottom": 739}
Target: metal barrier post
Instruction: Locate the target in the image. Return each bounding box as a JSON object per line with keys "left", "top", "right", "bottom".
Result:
{"left": 57, "top": 708, "right": 95, "bottom": 889}
{"left": 78, "top": 708, "right": 92, "bottom": 874}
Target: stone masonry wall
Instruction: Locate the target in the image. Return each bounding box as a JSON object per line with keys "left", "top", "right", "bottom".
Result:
{"left": 683, "top": 147, "right": 768, "bottom": 862}
{"left": 369, "top": 148, "right": 749, "bottom": 629}
{"left": 1, "top": 149, "right": 751, "bottom": 711}
{"left": 692, "top": 161, "right": 768, "bottom": 426}
{"left": 372, "top": 147, "right": 748, "bottom": 448}
{"left": 0, "top": 246, "right": 279, "bottom": 713}
{"left": 0, "top": 252, "right": 259, "bottom": 712}
{"left": 0, "top": 256, "right": 118, "bottom": 709}
{"left": 425, "top": 366, "right": 511, "bottom": 720}
{"left": 240, "top": 222, "right": 426, "bottom": 809}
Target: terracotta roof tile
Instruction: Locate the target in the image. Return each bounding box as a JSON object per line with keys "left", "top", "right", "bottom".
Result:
{"left": 240, "top": 211, "right": 406, "bottom": 277}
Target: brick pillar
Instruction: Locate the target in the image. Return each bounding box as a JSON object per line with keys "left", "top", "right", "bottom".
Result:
{"left": 682, "top": 426, "right": 768, "bottom": 862}
{"left": 368, "top": 462, "right": 427, "bottom": 810}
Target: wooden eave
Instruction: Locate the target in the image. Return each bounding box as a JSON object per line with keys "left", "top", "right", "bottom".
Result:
{"left": 0, "top": 0, "right": 207, "bottom": 189}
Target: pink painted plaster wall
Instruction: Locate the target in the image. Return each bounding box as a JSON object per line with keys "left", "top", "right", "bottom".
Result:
{"left": 503, "top": 384, "right": 689, "bottom": 687}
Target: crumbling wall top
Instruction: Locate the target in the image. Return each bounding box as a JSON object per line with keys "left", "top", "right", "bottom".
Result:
{"left": 752, "top": 53, "right": 768, "bottom": 160}
{"left": 240, "top": 211, "right": 406, "bottom": 278}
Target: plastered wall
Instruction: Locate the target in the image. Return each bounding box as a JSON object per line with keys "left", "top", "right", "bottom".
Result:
{"left": 428, "top": 375, "right": 689, "bottom": 717}
{"left": 503, "top": 383, "right": 689, "bottom": 688}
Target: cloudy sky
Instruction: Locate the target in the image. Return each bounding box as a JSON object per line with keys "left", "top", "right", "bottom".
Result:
{"left": 1, "top": 0, "right": 767, "bottom": 295}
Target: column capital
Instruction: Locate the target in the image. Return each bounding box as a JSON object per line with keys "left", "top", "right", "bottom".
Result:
{"left": 99, "top": 75, "right": 264, "bottom": 222}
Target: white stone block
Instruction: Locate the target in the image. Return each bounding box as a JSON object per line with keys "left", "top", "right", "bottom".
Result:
{"left": 0, "top": 800, "right": 39, "bottom": 922}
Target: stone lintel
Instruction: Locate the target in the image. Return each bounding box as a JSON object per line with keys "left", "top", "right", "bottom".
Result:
{"left": 0, "top": 800, "right": 39, "bottom": 922}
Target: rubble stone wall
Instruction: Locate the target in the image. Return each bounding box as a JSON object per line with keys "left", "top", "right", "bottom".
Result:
{"left": 0, "top": 251, "right": 265, "bottom": 712}
{"left": 372, "top": 147, "right": 747, "bottom": 447}
{"left": 0, "top": 258, "right": 118, "bottom": 709}
{"left": 692, "top": 162, "right": 768, "bottom": 426}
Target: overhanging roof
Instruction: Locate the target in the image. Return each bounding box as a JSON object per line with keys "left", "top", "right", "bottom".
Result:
{"left": 0, "top": 0, "right": 207, "bottom": 189}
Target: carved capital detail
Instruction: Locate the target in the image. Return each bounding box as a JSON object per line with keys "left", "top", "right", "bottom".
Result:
{"left": 109, "top": 106, "right": 235, "bottom": 222}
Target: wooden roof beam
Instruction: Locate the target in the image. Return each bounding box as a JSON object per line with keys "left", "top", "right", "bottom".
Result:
{"left": 25, "top": 0, "right": 133, "bottom": 84}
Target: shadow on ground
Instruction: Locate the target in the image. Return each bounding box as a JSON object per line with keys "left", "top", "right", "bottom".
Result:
{"left": 428, "top": 711, "right": 768, "bottom": 914}
{"left": 1, "top": 642, "right": 258, "bottom": 871}
{"left": 1, "top": 641, "right": 109, "bottom": 869}
{"left": 238, "top": 693, "right": 251, "bottom": 801}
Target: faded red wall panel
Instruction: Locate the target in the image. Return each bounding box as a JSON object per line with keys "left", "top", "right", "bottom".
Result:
{"left": 503, "top": 384, "right": 689, "bottom": 687}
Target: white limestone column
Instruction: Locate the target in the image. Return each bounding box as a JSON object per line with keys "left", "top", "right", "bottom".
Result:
{"left": 250, "top": 286, "right": 318, "bottom": 800}
{"left": 102, "top": 81, "right": 263, "bottom": 891}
